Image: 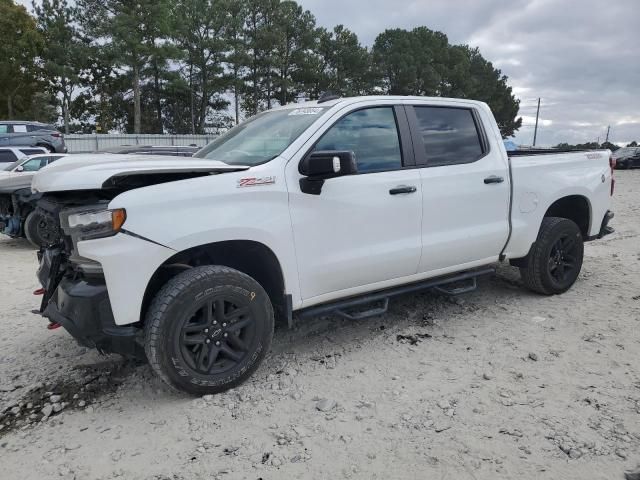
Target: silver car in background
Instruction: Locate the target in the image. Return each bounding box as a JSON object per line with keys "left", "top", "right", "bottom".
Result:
{"left": 0, "top": 121, "right": 67, "bottom": 153}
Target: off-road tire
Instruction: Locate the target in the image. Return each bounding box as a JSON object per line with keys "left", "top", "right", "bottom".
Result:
{"left": 520, "top": 217, "right": 584, "bottom": 295}
{"left": 144, "top": 265, "right": 274, "bottom": 395}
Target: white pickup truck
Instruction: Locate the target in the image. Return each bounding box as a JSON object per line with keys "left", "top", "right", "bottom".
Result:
{"left": 31, "top": 95, "right": 615, "bottom": 394}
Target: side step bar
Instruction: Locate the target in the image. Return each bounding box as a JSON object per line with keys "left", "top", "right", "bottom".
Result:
{"left": 296, "top": 267, "right": 495, "bottom": 322}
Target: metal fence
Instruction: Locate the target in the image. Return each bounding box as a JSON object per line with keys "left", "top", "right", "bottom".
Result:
{"left": 64, "top": 134, "right": 218, "bottom": 153}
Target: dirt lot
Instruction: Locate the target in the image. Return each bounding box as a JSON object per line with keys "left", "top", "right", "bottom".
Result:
{"left": 1, "top": 171, "right": 639, "bottom": 480}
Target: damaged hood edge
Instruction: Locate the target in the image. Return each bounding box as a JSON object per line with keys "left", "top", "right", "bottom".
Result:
{"left": 31, "top": 154, "right": 250, "bottom": 193}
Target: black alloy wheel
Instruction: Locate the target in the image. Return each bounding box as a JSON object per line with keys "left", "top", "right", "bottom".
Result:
{"left": 178, "top": 295, "right": 256, "bottom": 376}
{"left": 520, "top": 217, "right": 584, "bottom": 295}
{"left": 547, "top": 233, "right": 580, "bottom": 284}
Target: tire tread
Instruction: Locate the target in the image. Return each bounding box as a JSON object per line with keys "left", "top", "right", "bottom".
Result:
{"left": 520, "top": 216, "right": 582, "bottom": 295}
{"left": 143, "top": 265, "right": 273, "bottom": 394}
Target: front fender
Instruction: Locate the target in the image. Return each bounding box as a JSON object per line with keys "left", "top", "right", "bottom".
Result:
{"left": 107, "top": 163, "right": 301, "bottom": 310}
{"left": 77, "top": 234, "right": 176, "bottom": 326}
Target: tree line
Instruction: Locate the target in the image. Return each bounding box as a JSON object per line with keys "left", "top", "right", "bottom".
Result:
{"left": 554, "top": 141, "right": 639, "bottom": 151}
{"left": 0, "top": 0, "right": 522, "bottom": 137}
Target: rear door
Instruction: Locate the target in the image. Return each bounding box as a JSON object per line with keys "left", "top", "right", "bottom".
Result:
{"left": 406, "top": 104, "right": 510, "bottom": 274}
{"left": 288, "top": 104, "right": 423, "bottom": 302}
{"left": 8, "top": 124, "right": 32, "bottom": 146}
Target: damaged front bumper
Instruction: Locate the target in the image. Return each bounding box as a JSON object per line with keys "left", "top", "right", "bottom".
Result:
{"left": 37, "top": 248, "right": 144, "bottom": 358}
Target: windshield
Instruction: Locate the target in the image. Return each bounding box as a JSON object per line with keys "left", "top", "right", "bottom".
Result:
{"left": 3, "top": 159, "right": 22, "bottom": 171}
{"left": 194, "top": 107, "right": 326, "bottom": 166}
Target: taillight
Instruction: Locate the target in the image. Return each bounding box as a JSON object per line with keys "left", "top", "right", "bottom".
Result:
{"left": 609, "top": 156, "right": 615, "bottom": 196}
{"left": 51, "top": 132, "right": 62, "bottom": 138}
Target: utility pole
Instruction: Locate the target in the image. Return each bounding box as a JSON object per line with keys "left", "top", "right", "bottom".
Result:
{"left": 533, "top": 98, "right": 541, "bottom": 147}
{"left": 605, "top": 125, "right": 610, "bottom": 144}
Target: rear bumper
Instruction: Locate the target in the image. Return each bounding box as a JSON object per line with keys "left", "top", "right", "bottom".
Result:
{"left": 587, "top": 210, "right": 614, "bottom": 241}
{"left": 42, "top": 275, "right": 143, "bottom": 358}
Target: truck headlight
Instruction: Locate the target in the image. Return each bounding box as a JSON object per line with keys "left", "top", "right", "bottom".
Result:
{"left": 61, "top": 207, "right": 126, "bottom": 241}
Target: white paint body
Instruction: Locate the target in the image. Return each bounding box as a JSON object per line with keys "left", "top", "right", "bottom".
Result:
{"left": 32, "top": 96, "right": 613, "bottom": 326}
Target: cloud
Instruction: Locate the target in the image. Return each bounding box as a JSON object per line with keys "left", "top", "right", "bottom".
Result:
{"left": 299, "top": 0, "right": 640, "bottom": 146}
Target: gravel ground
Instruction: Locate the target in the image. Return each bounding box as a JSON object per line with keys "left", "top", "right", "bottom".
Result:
{"left": 1, "top": 171, "right": 639, "bottom": 480}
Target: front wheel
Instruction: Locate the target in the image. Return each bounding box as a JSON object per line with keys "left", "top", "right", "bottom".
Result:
{"left": 144, "top": 265, "right": 274, "bottom": 395}
{"left": 520, "top": 217, "right": 584, "bottom": 295}
{"left": 24, "top": 210, "right": 58, "bottom": 248}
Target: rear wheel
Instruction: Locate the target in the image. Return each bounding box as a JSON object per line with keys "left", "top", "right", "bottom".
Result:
{"left": 144, "top": 265, "right": 274, "bottom": 395}
{"left": 37, "top": 143, "right": 55, "bottom": 153}
{"left": 520, "top": 217, "right": 584, "bottom": 295}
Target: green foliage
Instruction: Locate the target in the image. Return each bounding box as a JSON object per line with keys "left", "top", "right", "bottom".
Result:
{"left": 171, "top": 0, "right": 229, "bottom": 133}
{"left": 33, "top": 0, "right": 88, "bottom": 133}
{"left": 554, "top": 141, "right": 620, "bottom": 151}
{"left": 78, "top": 0, "right": 174, "bottom": 133}
{"left": 308, "top": 25, "right": 373, "bottom": 98}
{"left": 372, "top": 28, "right": 522, "bottom": 138}
{"left": 0, "top": 0, "right": 49, "bottom": 120}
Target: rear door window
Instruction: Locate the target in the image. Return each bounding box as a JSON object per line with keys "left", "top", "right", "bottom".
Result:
{"left": 412, "top": 106, "right": 485, "bottom": 166}
{"left": 0, "top": 150, "right": 18, "bottom": 163}
{"left": 12, "top": 125, "right": 28, "bottom": 133}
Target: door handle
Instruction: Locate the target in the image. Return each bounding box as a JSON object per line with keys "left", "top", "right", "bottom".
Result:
{"left": 484, "top": 175, "right": 504, "bottom": 184}
{"left": 389, "top": 185, "right": 417, "bottom": 195}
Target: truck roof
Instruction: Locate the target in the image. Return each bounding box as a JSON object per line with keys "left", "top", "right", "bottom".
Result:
{"left": 273, "top": 95, "right": 489, "bottom": 111}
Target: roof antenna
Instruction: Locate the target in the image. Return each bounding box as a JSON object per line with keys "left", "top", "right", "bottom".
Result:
{"left": 317, "top": 91, "right": 340, "bottom": 104}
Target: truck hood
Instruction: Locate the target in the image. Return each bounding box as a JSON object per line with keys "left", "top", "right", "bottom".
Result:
{"left": 31, "top": 154, "right": 250, "bottom": 193}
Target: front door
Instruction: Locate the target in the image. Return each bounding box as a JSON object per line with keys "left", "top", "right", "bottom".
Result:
{"left": 288, "top": 105, "right": 423, "bottom": 302}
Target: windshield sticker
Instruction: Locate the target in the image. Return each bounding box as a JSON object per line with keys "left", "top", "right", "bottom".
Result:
{"left": 237, "top": 176, "right": 276, "bottom": 188}
{"left": 288, "top": 107, "right": 323, "bottom": 116}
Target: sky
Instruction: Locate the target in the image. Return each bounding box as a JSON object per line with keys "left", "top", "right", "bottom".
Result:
{"left": 17, "top": 0, "right": 640, "bottom": 146}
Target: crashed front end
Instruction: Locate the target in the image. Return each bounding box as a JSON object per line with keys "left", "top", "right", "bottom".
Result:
{"left": 36, "top": 197, "right": 144, "bottom": 358}
{"left": 30, "top": 155, "right": 248, "bottom": 358}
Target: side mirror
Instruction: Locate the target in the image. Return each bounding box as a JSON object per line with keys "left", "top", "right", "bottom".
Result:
{"left": 15, "top": 165, "right": 24, "bottom": 172}
{"left": 299, "top": 150, "right": 357, "bottom": 195}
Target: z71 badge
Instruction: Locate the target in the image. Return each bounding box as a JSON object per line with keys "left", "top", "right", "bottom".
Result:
{"left": 237, "top": 176, "right": 276, "bottom": 188}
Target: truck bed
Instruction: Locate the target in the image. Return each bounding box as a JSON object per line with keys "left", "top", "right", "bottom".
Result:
{"left": 507, "top": 148, "right": 603, "bottom": 157}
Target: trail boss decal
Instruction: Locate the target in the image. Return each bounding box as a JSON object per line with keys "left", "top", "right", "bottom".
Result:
{"left": 237, "top": 176, "right": 276, "bottom": 188}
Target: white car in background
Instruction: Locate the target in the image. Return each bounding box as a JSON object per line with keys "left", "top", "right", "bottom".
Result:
{"left": 0, "top": 153, "right": 68, "bottom": 177}
{"left": 0, "top": 146, "right": 49, "bottom": 169}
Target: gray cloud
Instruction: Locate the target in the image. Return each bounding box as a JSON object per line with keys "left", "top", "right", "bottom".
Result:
{"left": 299, "top": 0, "right": 640, "bottom": 146}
